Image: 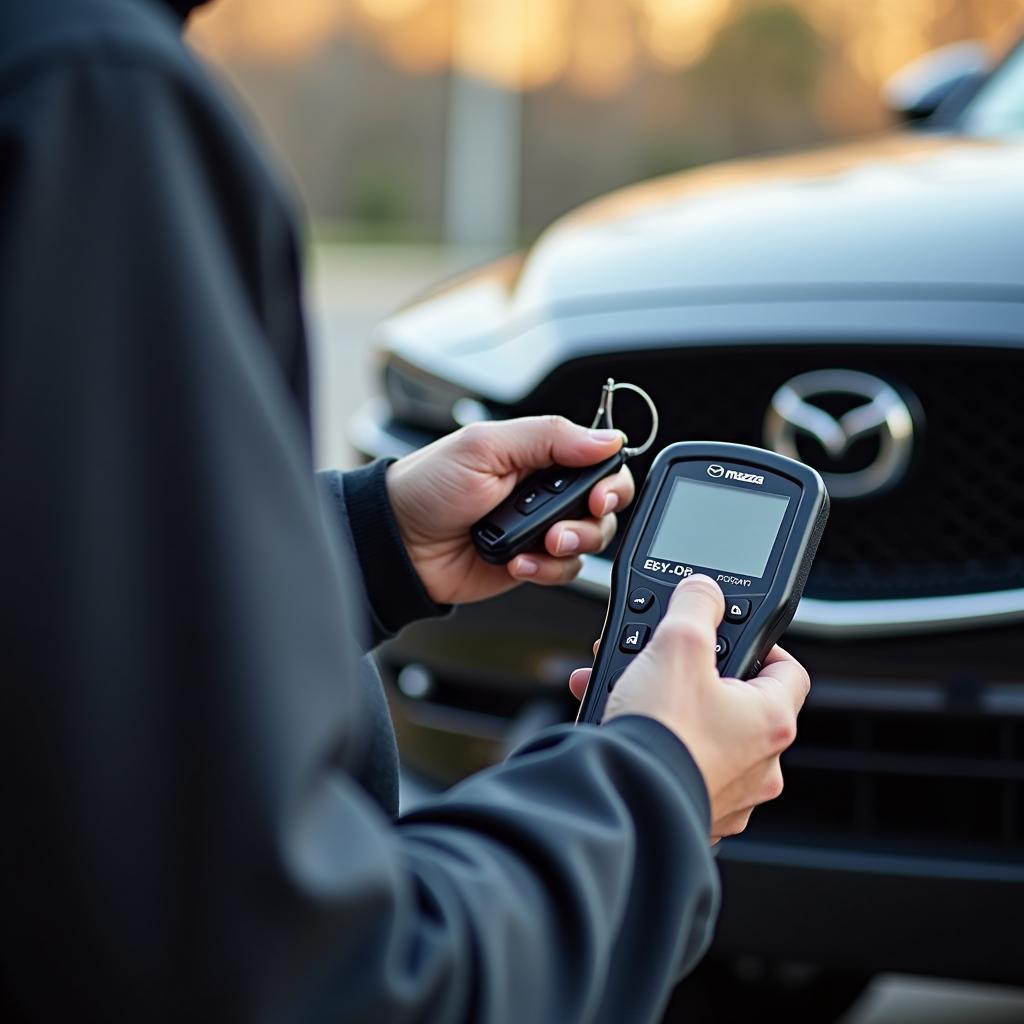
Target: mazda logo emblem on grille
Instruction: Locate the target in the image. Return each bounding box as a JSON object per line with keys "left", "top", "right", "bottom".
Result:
{"left": 764, "top": 369, "right": 917, "bottom": 499}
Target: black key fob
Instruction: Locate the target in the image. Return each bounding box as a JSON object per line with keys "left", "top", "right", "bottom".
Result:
{"left": 472, "top": 451, "right": 627, "bottom": 565}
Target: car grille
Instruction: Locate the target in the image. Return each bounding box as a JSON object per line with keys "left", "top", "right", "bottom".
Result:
{"left": 756, "top": 699, "right": 1024, "bottom": 859}
{"left": 383, "top": 649, "right": 1024, "bottom": 861}
{"left": 505, "top": 345, "right": 1024, "bottom": 601}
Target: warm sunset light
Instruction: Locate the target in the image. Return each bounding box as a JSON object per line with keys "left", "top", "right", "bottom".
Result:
{"left": 190, "top": 0, "right": 1021, "bottom": 92}
{"left": 359, "top": 0, "right": 430, "bottom": 18}
{"left": 450, "top": 0, "right": 571, "bottom": 89}
{"left": 191, "top": 0, "right": 346, "bottom": 61}
{"left": 636, "top": 0, "right": 732, "bottom": 68}
{"left": 569, "top": 0, "right": 636, "bottom": 95}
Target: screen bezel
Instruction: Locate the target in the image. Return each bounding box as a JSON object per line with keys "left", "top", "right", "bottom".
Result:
{"left": 631, "top": 458, "right": 802, "bottom": 585}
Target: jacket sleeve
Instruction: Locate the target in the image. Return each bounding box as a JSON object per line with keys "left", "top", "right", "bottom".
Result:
{"left": 317, "top": 462, "right": 451, "bottom": 649}
{"left": 0, "top": 53, "right": 718, "bottom": 1024}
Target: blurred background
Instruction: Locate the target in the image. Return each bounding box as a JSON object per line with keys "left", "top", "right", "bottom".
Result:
{"left": 187, "top": 4, "right": 1024, "bottom": 1021}
{"left": 189, "top": 0, "right": 1019, "bottom": 246}
{"left": 186, "top": 0, "right": 1023, "bottom": 473}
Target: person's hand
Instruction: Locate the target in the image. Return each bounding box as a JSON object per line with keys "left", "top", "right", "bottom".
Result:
{"left": 385, "top": 416, "right": 635, "bottom": 605}
{"left": 568, "top": 575, "right": 810, "bottom": 843}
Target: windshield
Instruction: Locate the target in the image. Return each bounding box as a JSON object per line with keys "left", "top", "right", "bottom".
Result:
{"left": 961, "top": 41, "right": 1024, "bottom": 135}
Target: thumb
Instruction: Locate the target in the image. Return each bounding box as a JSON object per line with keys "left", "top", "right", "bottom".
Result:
{"left": 470, "top": 415, "right": 625, "bottom": 472}
{"left": 668, "top": 573, "right": 726, "bottom": 619}
{"left": 648, "top": 574, "right": 725, "bottom": 667}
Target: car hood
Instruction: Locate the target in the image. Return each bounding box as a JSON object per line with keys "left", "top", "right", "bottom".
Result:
{"left": 514, "top": 133, "right": 1024, "bottom": 308}
{"left": 379, "top": 132, "right": 1024, "bottom": 400}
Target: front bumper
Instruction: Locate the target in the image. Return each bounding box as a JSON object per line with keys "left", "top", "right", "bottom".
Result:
{"left": 715, "top": 840, "right": 1023, "bottom": 983}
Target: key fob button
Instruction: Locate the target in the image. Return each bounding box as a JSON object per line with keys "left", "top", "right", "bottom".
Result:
{"left": 724, "top": 598, "right": 751, "bottom": 623}
{"left": 619, "top": 622, "right": 650, "bottom": 654}
{"left": 627, "top": 588, "right": 655, "bottom": 613}
{"left": 714, "top": 635, "right": 730, "bottom": 661}
{"left": 607, "top": 668, "right": 625, "bottom": 693}
{"left": 542, "top": 469, "right": 576, "bottom": 493}
{"left": 515, "top": 487, "right": 554, "bottom": 515}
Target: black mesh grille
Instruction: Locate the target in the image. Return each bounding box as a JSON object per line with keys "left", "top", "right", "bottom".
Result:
{"left": 749, "top": 704, "right": 1024, "bottom": 859}
{"left": 504, "top": 345, "right": 1024, "bottom": 600}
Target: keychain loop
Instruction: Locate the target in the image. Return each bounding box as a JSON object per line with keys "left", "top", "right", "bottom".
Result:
{"left": 589, "top": 378, "right": 659, "bottom": 459}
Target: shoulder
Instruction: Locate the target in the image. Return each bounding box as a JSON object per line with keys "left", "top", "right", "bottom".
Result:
{"left": 0, "top": 0, "right": 295, "bottom": 218}
{"left": 0, "top": 0, "right": 202, "bottom": 94}
{"left": 0, "top": 0, "right": 270, "bottom": 182}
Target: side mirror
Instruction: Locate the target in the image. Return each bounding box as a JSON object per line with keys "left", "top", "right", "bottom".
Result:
{"left": 883, "top": 41, "right": 989, "bottom": 124}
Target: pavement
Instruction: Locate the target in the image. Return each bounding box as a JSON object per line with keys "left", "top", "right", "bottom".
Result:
{"left": 306, "top": 242, "right": 1024, "bottom": 1024}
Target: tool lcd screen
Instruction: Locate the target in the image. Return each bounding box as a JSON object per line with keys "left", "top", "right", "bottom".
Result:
{"left": 648, "top": 477, "right": 791, "bottom": 579}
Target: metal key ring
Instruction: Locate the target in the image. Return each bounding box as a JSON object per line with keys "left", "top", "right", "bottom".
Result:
{"left": 589, "top": 378, "right": 660, "bottom": 458}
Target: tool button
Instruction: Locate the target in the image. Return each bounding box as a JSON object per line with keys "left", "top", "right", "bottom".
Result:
{"left": 515, "top": 487, "right": 554, "bottom": 515}
{"left": 542, "top": 469, "right": 576, "bottom": 493}
{"left": 619, "top": 622, "right": 650, "bottom": 654}
{"left": 724, "top": 598, "right": 752, "bottom": 624}
{"left": 627, "top": 587, "right": 655, "bottom": 613}
{"left": 714, "top": 635, "right": 730, "bottom": 661}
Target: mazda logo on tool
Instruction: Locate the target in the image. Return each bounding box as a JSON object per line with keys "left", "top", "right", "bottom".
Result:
{"left": 763, "top": 369, "right": 918, "bottom": 500}
{"left": 707, "top": 464, "right": 765, "bottom": 485}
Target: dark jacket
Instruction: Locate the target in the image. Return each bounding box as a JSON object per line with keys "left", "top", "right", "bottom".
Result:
{"left": 0, "top": 1, "right": 719, "bottom": 1020}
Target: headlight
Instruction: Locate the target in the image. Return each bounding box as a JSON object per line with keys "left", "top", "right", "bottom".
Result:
{"left": 384, "top": 359, "right": 490, "bottom": 433}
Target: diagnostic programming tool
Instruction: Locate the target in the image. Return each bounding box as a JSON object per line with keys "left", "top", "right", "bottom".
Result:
{"left": 577, "top": 442, "right": 829, "bottom": 724}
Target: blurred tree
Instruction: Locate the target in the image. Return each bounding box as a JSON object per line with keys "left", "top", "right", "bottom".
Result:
{"left": 690, "top": 3, "right": 826, "bottom": 155}
{"left": 352, "top": 162, "right": 413, "bottom": 226}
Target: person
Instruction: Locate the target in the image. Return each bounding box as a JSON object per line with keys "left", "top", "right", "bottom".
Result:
{"left": 0, "top": 0, "right": 810, "bottom": 1020}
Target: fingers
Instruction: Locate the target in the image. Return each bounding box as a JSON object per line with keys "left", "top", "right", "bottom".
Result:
{"left": 460, "top": 415, "right": 624, "bottom": 474}
{"left": 711, "top": 807, "right": 754, "bottom": 841}
{"left": 569, "top": 637, "right": 603, "bottom": 701}
{"left": 718, "top": 757, "right": 785, "bottom": 810}
{"left": 568, "top": 667, "right": 591, "bottom": 701}
{"left": 544, "top": 514, "right": 617, "bottom": 557}
{"left": 751, "top": 646, "right": 811, "bottom": 716}
{"left": 507, "top": 554, "right": 583, "bottom": 586}
{"left": 667, "top": 573, "right": 726, "bottom": 619}
{"left": 647, "top": 574, "right": 725, "bottom": 669}
{"left": 712, "top": 757, "right": 785, "bottom": 841}
{"left": 587, "top": 465, "right": 635, "bottom": 518}
{"left": 762, "top": 644, "right": 797, "bottom": 667}
{"left": 542, "top": 466, "right": 633, "bottom": 557}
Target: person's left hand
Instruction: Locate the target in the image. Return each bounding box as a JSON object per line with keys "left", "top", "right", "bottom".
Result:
{"left": 386, "top": 416, "right": 635, "bottom": 605}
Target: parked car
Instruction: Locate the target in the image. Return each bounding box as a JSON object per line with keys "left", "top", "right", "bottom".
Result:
{"left": 349, "top": 39, "right": 1024, "bottom": 1021}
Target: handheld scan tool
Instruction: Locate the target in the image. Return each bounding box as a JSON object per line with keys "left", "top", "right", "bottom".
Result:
{"left": 577, "top": 442, "right": 829, "bottom": 724}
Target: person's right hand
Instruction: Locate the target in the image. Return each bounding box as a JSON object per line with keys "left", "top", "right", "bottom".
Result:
{"left": 569, "top": 574, "right": 810, "bottom": 843}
